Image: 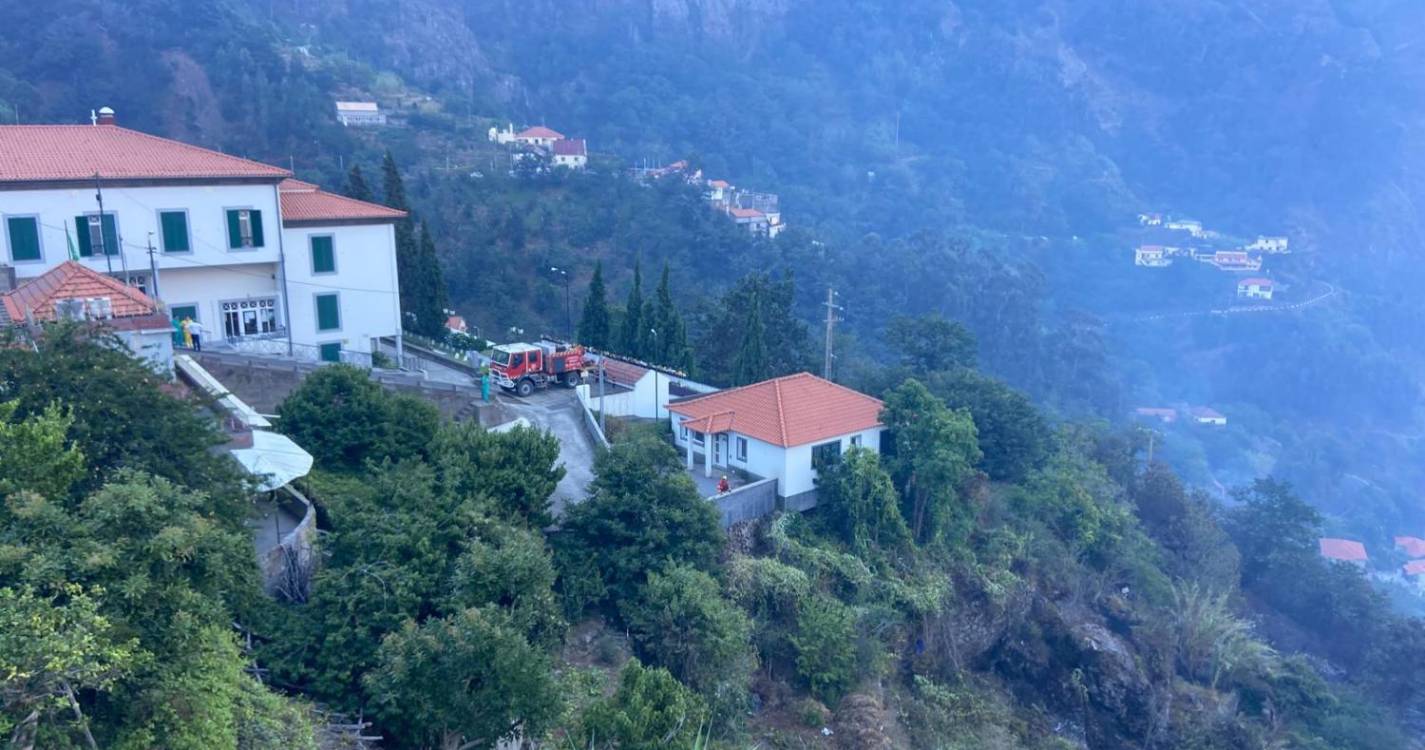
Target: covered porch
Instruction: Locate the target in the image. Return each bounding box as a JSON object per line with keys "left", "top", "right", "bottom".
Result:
{"left": 677, "top": 411, "right": 758, "bottom": 498}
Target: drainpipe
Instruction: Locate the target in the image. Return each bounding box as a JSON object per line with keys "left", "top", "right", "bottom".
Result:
{"left": 272, "top": 183, "right": 294, "bottom": 357}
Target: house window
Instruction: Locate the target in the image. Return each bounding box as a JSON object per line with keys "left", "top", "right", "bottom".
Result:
{"left": 850, "top": 435, "right": 862, "bottom": 448}
{"left": 737, "top": 436, "right": 748, "bottom": 462}
{"left": 222, "top": 298, "right": 279, "bottom": 339}
{"left": 812, "top": 441, "right": 842, "bottom": 472}
{"left": 122, "top": 274, "right": 150, "bottom": 296}
{"left": 319, "top": 342, "right": 342, "bottom": 363}
{"left": 680, "top": 426, "right": 689, "bottom": 440}
{"left": 5, "top": 216, "right": 41, "bottom": 262}
{"left": 226, "top": 209, "right": 265, "bottom": 249}
{"left": 315, "top": 293, "right": 341, "bottom": 332}
{"left": 310, "top": 235, "right": 336, "bottom": 274}
{"left": 693, "top": 431, "right": 706, "bottom": 446}
{"left": 75, "top": 213, "right": 118, "bottom": 257}
{"left": 159, "top": 210, "right": 191, "bottom": 253}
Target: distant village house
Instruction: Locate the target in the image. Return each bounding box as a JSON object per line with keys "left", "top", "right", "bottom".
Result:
{"left": 1134, "top": 245, "right": 1172, "bottom": 268}
{"left": 1319, "top": 538, "right": 1368, "bottom": 567}
{"left": 551, "top": 138, "right": 589, "bottom": 170}
{"left": 1245, "top": 236, "right": 1289, "bottom": 253}
{"left": 514, "top": 126, "right": 564, "bottom": 149}
{"left": 335, "top": 101, "right": 387, "bottom": 127}
{"left": 1190, "top": 407, "right": 1227, "bottom": 426}
{"left": 1237, "top": 277, "right": 1274, "bottom": 300}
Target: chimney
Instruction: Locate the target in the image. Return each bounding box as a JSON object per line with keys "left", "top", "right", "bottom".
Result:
{"left": 96, "top": 106, "right": 116, "bottom": 126}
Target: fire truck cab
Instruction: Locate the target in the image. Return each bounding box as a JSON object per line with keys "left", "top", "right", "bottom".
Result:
{"left": 490, "top": 341, "right": 590, "bottom": 397}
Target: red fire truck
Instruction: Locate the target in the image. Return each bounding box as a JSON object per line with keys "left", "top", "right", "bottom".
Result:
{"left": 490, "top": 340, "right": 591, "bottom": 397}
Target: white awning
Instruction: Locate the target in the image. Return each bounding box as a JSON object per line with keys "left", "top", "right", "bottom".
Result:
{"left": 231, "top": 430, "right": 313, "bottom": 492}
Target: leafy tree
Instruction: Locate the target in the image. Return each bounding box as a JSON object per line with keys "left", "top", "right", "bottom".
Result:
{"left": 1224, "top": 479, "right": 1321, "bottom": 589}
{"left": 732, "top": 289, "right": 769, "bottom": 386}
{"left": 578, "top": 261, "right": 612, "bottom": 349}
{"left": 886, "top": 314, "right": 977, "bottom": 374}
{"left": 276, "top": 364, "right": 439, "bottom": 470}
{"left": 621, "top": 565, "right": 752, "bottom": 698}
{"left": 880, "top": 380, "right": 982, "bottom": 545}
{"left": 790, "top": 595, "right": 859, "bottom": 703}
{"left": 431, "top": 421, "right": 564, "bottom": 528}
{"left": 576, "top": 659, "right": 708, "bottom": 750}
{"left": 694, "top": 272, "right": 813, "bottom": 386}
{"left": 0, "top": 585, "right": 136, "bottom": 749}
{"left": 647, "top": 265, "right": 693, "bottom": 372}
{"left": 447, "top": 522, "right": 565, "bottom": 650}
{"left": 817, "top": 447, "right": 910, "bottom": 556}
{"left": 1131, "top": 465, "right": 1240, "bottom": 590}
{"left": 364, "top": 607, "right": 559, "bottom": 750}
{"left": 554, "top": 435, "right": 723, "bottom": 611}
{"left": 0, "top": 401, "right": 84, "bottom": 502}
{"left": 0, "top": 324, "right": 240, "bottom": 501}
{"left": 381, "top": 150, "right": 409, "bottom": 212}
{"left": 344, "top": 164, "right": 373, "bottom": 202}
{"left": 619, "top": 260, "right": 645, "bottom": 358}
{"left": 926, "top": 368, "right": 1051, "bottom": 483}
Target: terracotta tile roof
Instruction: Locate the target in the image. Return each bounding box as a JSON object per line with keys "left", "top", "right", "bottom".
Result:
{"left": 0, "top": 125, "right": 291, "bottom": 184}
{"left": 279, "top": 179, "right": 407, "bottom": 224}
{"left": 599, "top": 357, "right": 650, "bottom": 388}
{"left": 668, "top": 372, "right": 883, "bottom": 448}
{"left": 1239, "top": 277, "right": 1274, "bottom": 287}
{"left": 708, "top": 179, "right": 731, "bottom": 189}
{"left": 553, "top": 138, "right": 587, "bottom": 156}
{"left": 2, "top": 261, "right": 158, "bottom": 321}
{"left": 517, "top": 126, "right": 564, "bottom": 140}
{"left": 1191, "top": 407, "right": 1225, "bottom": 420}
{"left": 1404, "top": 560, "right": 1425, "bottom": 576}
{"left": 1319, "top": 538, "right": 1368, "bottom": 562}
{"left": 446, "top": 315, "right": 468, "bottom": 333}
{"left": 729, "top": 207, "right": 765, "bottom": 220}
{"left": 1396, "top": 536, "right": 1425, "bottom": 557}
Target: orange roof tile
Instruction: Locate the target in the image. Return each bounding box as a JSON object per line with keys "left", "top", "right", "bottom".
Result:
{"left": 1319, "top": 538, "right": 1368, "bottom": 562}
{"left": 729, "top": 207, "right": 765, "bottom": 220}
{"left": 668, "top": 372, "right": 883, "bottom": 448}
{"left": 553, "top": 138, "right": 587, "bottom": 156}
{"left": 279, "top": 179, "right": 407, "bottom": 225}
{"left": 3, "top": 261, "right": 158, "bottom": 321}
{"left": 1396, "top": 536, "right": 1425, "bottom": 557}
{"left": 0, "top": 125, "right": 291, "bottom": 185}
{"left": 1404, "top": 560, "right": 1425, "bottom": 576}
{"left": 517, "top": 126, "right": 564, "bottom": 140}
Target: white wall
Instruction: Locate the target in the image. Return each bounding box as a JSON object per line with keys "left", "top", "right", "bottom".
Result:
{"left": 585, "top": 371, "right": 719, "bottom": 420}
{"left": 780, "top": 427, "right": 885, "bottom": 497}
{"left": 671, "top": 421, "right": 886, "bottom": 499}
{"left": 0, "top": 182, "right": 403, "bottom": 356}
{"left": 282, "top": 223, "right": 402, "bottom": 355}
{"left": 1, "top": 182, "right": 282, "bottom": 278}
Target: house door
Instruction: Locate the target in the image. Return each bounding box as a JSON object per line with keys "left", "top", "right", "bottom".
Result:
{"left": 714, "top": 434, "right": 727, "bottom": 467}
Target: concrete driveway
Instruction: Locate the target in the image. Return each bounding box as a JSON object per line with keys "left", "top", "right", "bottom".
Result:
{"left": 494, "top": 386, "right": 597, "bottom": 517}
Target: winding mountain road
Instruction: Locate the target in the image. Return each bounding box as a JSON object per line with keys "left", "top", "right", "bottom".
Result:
{"left": 1110, "top": 281, "right": 1338, "bottom": 325}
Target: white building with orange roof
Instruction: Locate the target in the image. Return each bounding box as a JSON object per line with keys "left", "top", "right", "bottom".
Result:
{"left": 0, "top": 108, "right": 407, "bottom": 363}
{"left": 514, "top": 126, "right": 565, "bottom": 149}
{"left": 668, "top": 372, "right": 886, "bottom": 510}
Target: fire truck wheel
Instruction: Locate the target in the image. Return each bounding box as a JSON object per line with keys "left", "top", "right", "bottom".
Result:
{"left": 516, "top": 379, "right": 535, "bottom": 398}
{"left": 565, "top": 372, "right": 582, "bottom": 388}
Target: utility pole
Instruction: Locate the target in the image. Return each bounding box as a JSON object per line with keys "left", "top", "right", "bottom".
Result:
{"left": 94, "top": 174, "right": 113, "bottom": 274}
{"left": 822, "top": 286, "right": 841, "bottom": 380}
{"left": 550, "top": 266, "right": 572, "bottom": 341}
{"left": 146, "top": 233, "right": 161, "bottom": 306}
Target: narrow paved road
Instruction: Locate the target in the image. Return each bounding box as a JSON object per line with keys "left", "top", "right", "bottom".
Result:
{"left": 493, "top": 387, "right": 597, "bottom": 517}
{"left": 1111, "top": 281, "right": 1337, "bottom": 324}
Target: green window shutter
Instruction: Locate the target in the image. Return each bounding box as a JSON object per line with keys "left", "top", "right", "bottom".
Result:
{"left": 250, "top": 210, "right": 265, "bottom": 247}
{"left": 315, "top": 294, "right": 340, "bottom": 331}
{"left": 311, "top": 236, "right": 335, "bottom": 273}
{"left": 226, "top": 210, "right": 242, "bottom": 248}
{"left": 7, "top": 218, "right": 40, "bottom": 261}
{"left": 75, "top": 216, "right": 92, "bottom": 257}
{"left": 100, "top": 214, "right": 117, "bottom": 255}
{"left": 319, "top": 343, "right": 342, "bottom": 363}
{"left": 160, "top": 212, "right": 190, "bottom": 252}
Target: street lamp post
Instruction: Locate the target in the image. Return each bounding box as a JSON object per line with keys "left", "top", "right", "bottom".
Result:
{"left": 550, "top": 266, "right": 572, "bottom": 341}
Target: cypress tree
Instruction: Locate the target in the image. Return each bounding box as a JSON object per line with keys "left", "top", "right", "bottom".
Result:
{"left": 344, "top": 164, "right": 373, "bottom": 202}
{"left": 650, "top": 265, "right": 693, "bottom": 371}
{"left": 417, "top": 220, "right": 449, "bottom": 338}
{"left": 619, "top": 260, "right": 644, "bottom": 358}
{"left": 578, "top": 261, "right": 612, "bottom": 349}
{"left": 733, "top": 290, "right": 768, "bottom": 386}
{"left": 382, "top": 152, "right": 421, "bottom": 333}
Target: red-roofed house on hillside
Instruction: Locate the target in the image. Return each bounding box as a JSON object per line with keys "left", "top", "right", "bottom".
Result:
{"left": 668, "top": 372, "right": 886, "bottom": 510}
{"left": 551, "top": 138, "right": 588, "bottom": 170}
{"left": 1403, "top": 560, "right": 1425, "bottom": 587}
{"left": 1320, "top": 538, "right": 1368, "bottom": 567}
{"left": 1190, "top": 407, "right": 1227, "bottom": 426}
{"left": 575, "top": 353, "right": 717, "bottom": 421}
{"left": 514, "top": 126, "right": 564, "bottom": 148}
{"left": 0, "top": 111, "right": 408, "bottom": 364}
{"left": 1, "top": 261, "right": 173, "bottom": 371}
{"left": 1396, "top": 536, "right": 1425, "bottom": 558}
{"left": 1237, "top": 277, "right": 1274, "bottom": 300}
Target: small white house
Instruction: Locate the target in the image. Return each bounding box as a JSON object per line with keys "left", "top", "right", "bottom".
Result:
{"left": 488, "top": 123, "right": 517, "bottom": 145}
{"left": 514, "top": 126, "right": 564, "bottom": 149}
{"left": 1166, "top": 219, "right": 1205, "bottom": 237}
{"left": 1134, "top": 245, "right": 1172, "bottom": 267}
{"left": 1237, "top": 277, "right": 1274, "bottom": 300}
{"left": 577, "top": 355, "right": 717, "bottom": 420}
{"left": 551, "top": 138, "right": 588, "bottom": 170}
{"left": 1245, "top": 236, "right": 1290, "bottom": 253}
{"left": 335, "top": 101, "right": 387, "bottom": 127}
{"left": 668, "top": 372, "right": 886, "bottom": 510}
{"left": 1190, "top": 407, "right": 1227, "bottom": 426}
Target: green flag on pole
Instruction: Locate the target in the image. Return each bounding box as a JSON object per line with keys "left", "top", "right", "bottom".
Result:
{"left": 65, "top": 220, "right": 78, "bottom": 261}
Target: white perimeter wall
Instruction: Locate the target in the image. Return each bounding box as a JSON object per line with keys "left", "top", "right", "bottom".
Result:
{"left": 671, "top": 422, "right": 885, "bottom": 498}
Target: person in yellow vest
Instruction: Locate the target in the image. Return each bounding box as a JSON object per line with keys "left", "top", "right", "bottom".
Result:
{"left": 181, "top": 317, "right": 194, "bottom": 349}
